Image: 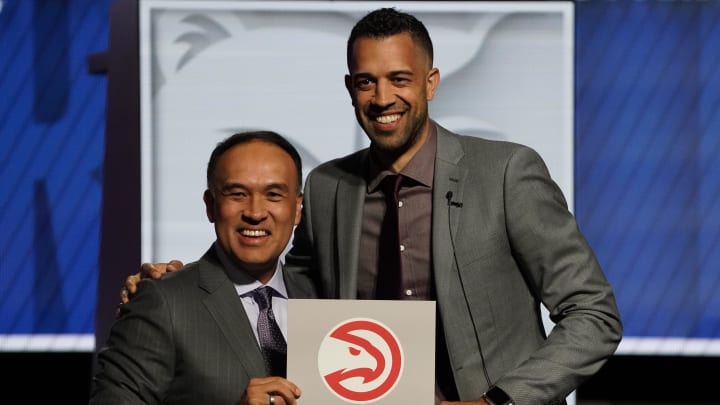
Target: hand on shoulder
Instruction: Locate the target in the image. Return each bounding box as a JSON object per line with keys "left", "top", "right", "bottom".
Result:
{"left": 119, "top": 260, "right": 184, "bottom": 304}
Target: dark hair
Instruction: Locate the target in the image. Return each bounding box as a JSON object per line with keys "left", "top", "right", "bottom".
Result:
{"left": 206, "top": 131, "right": 303, "bottom": 192}
{"left": 346, "top": 7, "right": 434, "bottom": 68}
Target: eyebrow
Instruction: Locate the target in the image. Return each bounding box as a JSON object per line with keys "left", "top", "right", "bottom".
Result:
{"left": 219, "top": 182, "right": 291, "bottom": 193}
{"left": 353, "top": 69, "right": 415, "bottom": 79}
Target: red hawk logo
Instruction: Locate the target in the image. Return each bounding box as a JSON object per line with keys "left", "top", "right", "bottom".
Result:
{"left": 318, "top": 318, "right": 403, "bottom": 403}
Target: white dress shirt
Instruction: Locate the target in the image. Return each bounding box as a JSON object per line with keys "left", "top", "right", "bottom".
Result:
{"left": 214, "top": 243, "right": 289, "bottom": 344}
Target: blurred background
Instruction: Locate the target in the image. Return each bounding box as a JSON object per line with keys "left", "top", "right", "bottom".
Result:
{"left": 1, "top": 0, "right": 718, "bottom": 403}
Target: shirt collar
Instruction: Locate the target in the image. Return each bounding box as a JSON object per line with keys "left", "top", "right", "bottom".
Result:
{"left": 213, "top": 242, "right": 288, "bottom": 298}
{"left": 367, "top": 123, "right": 437, "bottom": 193}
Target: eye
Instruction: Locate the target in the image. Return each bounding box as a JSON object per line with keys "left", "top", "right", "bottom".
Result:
{"left": 392, "top": 76, "right": 410, "bottom": 85}
{"left": 266, "top": 191, "right": 284, "bottom": 201}
{"left": 221, "top": 190, "right": 247, "bottom": 199}
{"left": 354, "top": 78, "right": 373, "bottom": 90}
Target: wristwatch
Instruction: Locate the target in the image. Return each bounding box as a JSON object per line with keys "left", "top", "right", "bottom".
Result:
{"left": 482, "top": 386, "right": 514, "bottom": 405}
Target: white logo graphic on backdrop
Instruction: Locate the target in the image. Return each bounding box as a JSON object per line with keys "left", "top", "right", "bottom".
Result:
{"left": 318, "top": 318, "right": 403, "bottom": 403}
{"left": 141, "top": 2, "right": 573, "bottom": 267}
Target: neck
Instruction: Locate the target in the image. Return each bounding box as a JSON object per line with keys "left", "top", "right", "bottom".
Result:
{"left": 374, "top": 120, "right": 431, "bottom": 173}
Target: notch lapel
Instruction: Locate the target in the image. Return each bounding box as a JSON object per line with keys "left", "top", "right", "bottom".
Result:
{"left": 335, "top": 169, "right": 365, "bottom": 299}
{"left": 198, "top": 254, "right": 267, "bottom": 377}
{"left": 432, "top": 126, "right": 468, "bottom": 296}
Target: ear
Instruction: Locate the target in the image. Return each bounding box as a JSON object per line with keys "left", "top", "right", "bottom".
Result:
{"left": 203, "top": 189, "right": 216, "bottom": 223}
{"left": 426, "top": 67, "right": 440, "bottom": 101}
{"left": 294, "top": 192, "right": 303, "bottom": 226}
{"left": 344, "top": 74, "right": 356, "bottom": 106}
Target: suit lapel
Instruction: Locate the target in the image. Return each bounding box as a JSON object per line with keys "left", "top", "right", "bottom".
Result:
{"left": 432, "top": 125, "right": 468, "bottom": 293}
{"left": 335, "top": 153, "right": 367, "bottom": 299}
{"left": 197, "top": 250, "right": 267, "bottom": 377}
{"left": 283, "top": 263, "right": 316, "bottom": 299}
{"left": 431, "top": 126, "right": 494, "bottom": 398}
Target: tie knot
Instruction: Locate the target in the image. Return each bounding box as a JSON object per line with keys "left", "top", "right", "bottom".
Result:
{"left": 254, "top": 286, "right": 275, "bottom": 310}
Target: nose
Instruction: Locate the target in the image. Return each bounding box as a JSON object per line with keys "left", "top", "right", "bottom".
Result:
{"left": 242, "top": 196, "right": 267, "bottom": 223}
{"left": 372, "top": 79, "right": 394, "bottom": 107}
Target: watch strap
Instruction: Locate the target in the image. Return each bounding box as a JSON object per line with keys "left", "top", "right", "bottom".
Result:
{"left": 482, "top": 386, "right": 513, "bottom": 405}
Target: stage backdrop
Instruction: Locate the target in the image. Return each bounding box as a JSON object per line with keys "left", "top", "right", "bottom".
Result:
{"left": 0, "top": 0, "right": 718, "bottom": 360}
{"left": 138, "top": 1, "right": 574, "bottom": 266}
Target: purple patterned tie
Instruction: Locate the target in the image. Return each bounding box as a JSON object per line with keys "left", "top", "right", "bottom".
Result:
{"left": 253, "top": 286, "right": 286, "bottom": 377}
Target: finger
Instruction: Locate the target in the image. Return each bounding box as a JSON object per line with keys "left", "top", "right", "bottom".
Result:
{"left": 149, "top": 263, "right": 166, "bottom": 279}
{"left": 167, "top": 260, "right": 184, "bottom": 272}
{"left": 125, "top": 273, "right": 141, "bottom": 294}
{"left": 269, "top": 381, "right": 301, "bottom": 405}
{"left": 244, "top": 377, "right": 300, "bottom": 405}
{"left": 270, "top": 394, "right": 282, "bottom": 405}
{"left": 140, "top": 262, "right": 164, "bottom": 279}
{"left": 257, "top": 390, "right": 293, "bottom": 405}
{"left": 271, "top": 392, "right": 296, "bottom": 405}
{"left": 119, "top": 286, "right": 130, "bottom": 304}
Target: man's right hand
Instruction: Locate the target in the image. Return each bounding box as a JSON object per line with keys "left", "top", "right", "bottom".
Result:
{"left": 236, "top": 377, "right": 302, "bottom": 405}
{"left": 120, "top": 260, "right": 184, "bottom": 304}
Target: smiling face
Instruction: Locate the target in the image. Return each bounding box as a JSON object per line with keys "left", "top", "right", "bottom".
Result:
{"left": 203, "top": 140, "right": 302, "bottom": 282}
{"left": 345, "top": 33, "right": 439, "bottom": 171}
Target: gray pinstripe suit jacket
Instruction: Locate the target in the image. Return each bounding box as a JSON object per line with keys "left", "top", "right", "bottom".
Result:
{"left": 90, "top": 244, "right": 316, "bottom": 405}
{"left": 285, "top": 122, "right": 623, "bottom": 405}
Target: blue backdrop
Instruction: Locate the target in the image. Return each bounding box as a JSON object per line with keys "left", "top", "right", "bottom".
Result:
{"left": 575, "top": 0, "right": 720, "bottom": 340}
{"left": 0, "top": 0, "right": 109, "bottom": 339}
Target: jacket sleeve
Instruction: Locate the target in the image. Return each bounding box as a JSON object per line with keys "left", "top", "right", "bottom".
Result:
{"left": 89, "top": 279, "right": 175, "bottom": 405}
{"left": 285, "top": 170, "right": 322, "bottom": 294}
{"left": 495, "top": 145, "right": 623, "bottom": 404}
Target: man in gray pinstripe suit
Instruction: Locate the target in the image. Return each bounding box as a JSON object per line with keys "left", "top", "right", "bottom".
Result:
{"left": 91, "top": 131, "right": 316, "bottom": 405}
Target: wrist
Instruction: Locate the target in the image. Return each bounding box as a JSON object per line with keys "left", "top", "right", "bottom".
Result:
{"left": 481, "top": 386, "right": 514, "bottom": 405}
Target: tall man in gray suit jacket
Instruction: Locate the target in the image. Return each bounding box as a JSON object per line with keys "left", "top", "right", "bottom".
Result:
{"left": 128, "top": 7, "right": 623, "bottom": 405}
{"left": 283, "top": 8, "right": 622, "bottom": 405}
{"left": 91, "top": 131, "right": 315, "bottom": 405}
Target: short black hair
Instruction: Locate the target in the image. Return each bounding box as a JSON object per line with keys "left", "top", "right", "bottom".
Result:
{"left": 206, "top": 131, "right": 302, "bottom": 192}
{"left": 346, "top": 7, "right": 434, "bottom": 68}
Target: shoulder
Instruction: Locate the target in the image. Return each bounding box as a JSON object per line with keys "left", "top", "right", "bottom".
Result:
{"left": 304, "top": 148, "right": 368, "bottom": 188}
{"left": 162, "top": 260, "right": 201, "bottom": 281}
{"left": 124, "top": 261, "right": 210, "bottom": 320}
{"left": 458, "top": 134, "right": 535, "bottom": 159}
{"left": 439, "top": 129, "right": 542, "bottom": 171}
{"left": 436, "top": 122, "right": 533, "bottom": 156}
{"left": 310, "top": 148, "right": 368, "bottom": 175}
{"left": 136, "top": 260, "right": 202, "bottom": 297}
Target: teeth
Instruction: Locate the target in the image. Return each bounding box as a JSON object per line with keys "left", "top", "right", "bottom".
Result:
{"left": 241, "top": 229, "right": 268, "bottom": 237}
{"left": 376, "top": 114, "right": 400, "bottom": 124}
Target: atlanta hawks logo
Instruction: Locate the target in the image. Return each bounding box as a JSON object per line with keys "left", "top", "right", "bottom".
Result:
{"left": 317, "top": 318, "right": 403, "bottom": 403}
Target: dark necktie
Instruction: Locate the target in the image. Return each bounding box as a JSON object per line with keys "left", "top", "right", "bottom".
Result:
{"left": 376, "top": 174, "right": 403, "bottom": 299}
{"left": 253, "top": 286, "right": 287, "bottom": 377}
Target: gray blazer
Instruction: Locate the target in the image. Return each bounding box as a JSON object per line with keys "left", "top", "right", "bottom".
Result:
{"left": 90, "top": 244, "right": 316, "bottom": 405}
{"left": 286, "top": 123, "right": 623, "bottom": 405}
